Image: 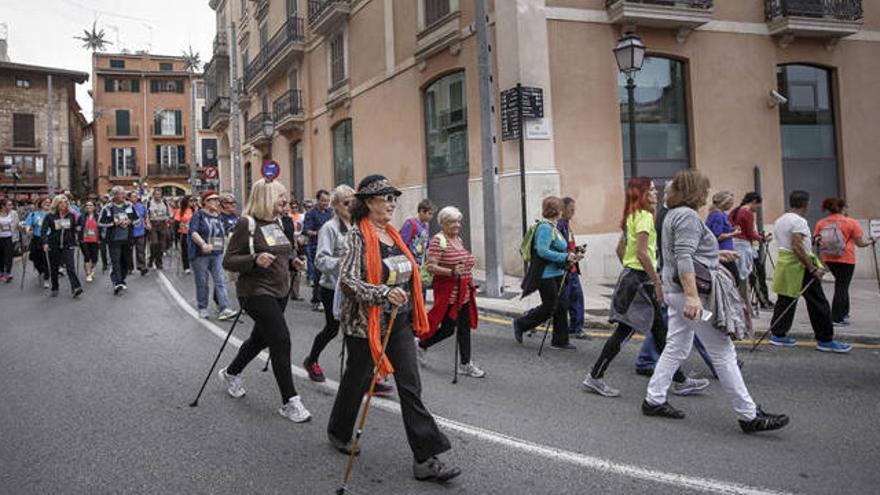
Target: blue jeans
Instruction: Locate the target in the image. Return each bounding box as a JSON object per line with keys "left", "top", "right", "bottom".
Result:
{"left": 192, "top": 254, "right": 229, "bottom": 311}
{"left": 565, "top": 274, "right": 585, "bottom": 333}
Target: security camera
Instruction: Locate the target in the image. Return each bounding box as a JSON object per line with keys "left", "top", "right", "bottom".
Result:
{"left": 768, "top": 89, "right": 788, "bottom": 108}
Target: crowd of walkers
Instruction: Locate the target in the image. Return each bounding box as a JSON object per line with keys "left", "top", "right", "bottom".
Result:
{"left": 2, "top": 166, "right": 876, "bottom": 487}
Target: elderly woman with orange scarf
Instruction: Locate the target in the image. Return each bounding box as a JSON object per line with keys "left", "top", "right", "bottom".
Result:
{"left": 327, "top": 175, "right": 461, "bottom": 484}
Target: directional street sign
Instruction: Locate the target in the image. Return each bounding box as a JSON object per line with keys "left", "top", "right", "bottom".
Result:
{"left": 500, "top": 85, "right": 544, "bottom": 141}
{"left": 261, "top": 160, "right": 280, "bottom": 181}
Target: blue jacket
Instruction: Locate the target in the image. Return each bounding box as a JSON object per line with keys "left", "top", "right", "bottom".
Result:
{"left": 534, "top": 223, "right": 569, "bottom": 279}
{"left": 303, "top": 206, "right": 333, "bottom": 247}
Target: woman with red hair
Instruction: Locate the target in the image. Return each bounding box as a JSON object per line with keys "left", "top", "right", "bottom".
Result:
{"left": 582, "top": 178, "right": 708, "bottom": 398}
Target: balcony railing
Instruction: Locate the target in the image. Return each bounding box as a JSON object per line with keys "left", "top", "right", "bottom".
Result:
{"left": 765, "top": 0, "right": 863, "bottom": 21}
{"left": 308, "top": 0, "right": 352, "bottom": 35}
{"left": 147, "top": 163, "right": 190, "bottom": 177}
{"left": 107, "top": 124, "right": 139, "bottom": 139}
{"left": 110, "top": 164, "right": 139, "bottom": 178}
{"left": 605, "top": 0, "right": 714, "bottom": 38}
{"left": 207, "top": 96, "right": 231, "bottom": 129}
{"left": 245, "top": 112, "right": 272, "bottom": 143}
{"left": 243, "top": 16, "right": 305, "bottom": 88}
{"left": 606, "top": 0, "right": 712, "bottom": 7}
{"left": 273, "top": 89, "right": 305, "bottom": 131}
{"left": 151, "top": 126, "right": 187, "bottom": 139}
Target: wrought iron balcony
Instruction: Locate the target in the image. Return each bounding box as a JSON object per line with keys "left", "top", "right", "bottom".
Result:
{"left": 243, "top": 16, "right": 305, "bottom": 90}
{"left": 207, "top": 97, "right": 231, "bottom": 132}
{"left": 273, "top": 89, "right": 305, "bottom": 133}
{"left": 605, "top": 0, "right": 714, "bottom": 41}
{"left": 106, "top": 124, "right": 139, "bottom": 140}
{"left": 308, "top": 0, "right": 352, "bottom": 36}
{"left": 110, "top": 164, "right": 139, "bottom": 178}
{"left": 245, "top": 112, "right": 273, "bottom": 148}
{"left": 151, "top": 126, "right": 186, "bottom": 140}
{"left": 148, "top": 163, "right": 190, "bottom": 178}
{"left": 765, "top": 0, "right": 863, "bottom": 45}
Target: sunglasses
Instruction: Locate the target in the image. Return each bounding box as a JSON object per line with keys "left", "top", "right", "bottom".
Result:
{"left": 380, "top": 194, "right": 398, "bottom": 204}
{"left": 342, "top": 199, "right": 353, "bottom": 207}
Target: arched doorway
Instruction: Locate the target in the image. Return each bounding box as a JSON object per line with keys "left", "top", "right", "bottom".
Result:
{"left": 424, "top": 71, "right": 470, "bottom": 247}
{"left": 776, "top": 64, "right": 839, "bottom": 225}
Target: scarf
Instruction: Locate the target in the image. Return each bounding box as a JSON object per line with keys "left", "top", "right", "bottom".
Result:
{"left": 360, "top": 217, "right": 429, "bottom": 378}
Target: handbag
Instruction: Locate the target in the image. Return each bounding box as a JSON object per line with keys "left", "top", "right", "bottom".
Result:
{"left": 673, "top": 260, "right": 713, "bottom": 295}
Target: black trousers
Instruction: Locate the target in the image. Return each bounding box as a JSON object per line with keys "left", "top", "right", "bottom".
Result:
{"left": 826, "top": 262, "right": 855, "bottom": 323}
{"left": 81, "top": 243, "right": 99, "bottom": 264}
{"left": 307, "top": 286, "right": 340, "bottom": 364}
{"left": 49, "top": 248, "right": 81, "bottom": 292}
{"left": 228, "top": 296, "right": 297, "bottom": 403}
{"left": 590, "top": 319, "right": 685, "bottom": 383}
{"left": 179, "top": 235, "right": 190, "bottom": 271}
{"left": 770, "top": 270, "right": 834, "bottom": 343}
{"left": 515, "top": 276, "right": 570, "bottom": 346}
{"left": 328, "top": 317, "right": 451, "bottom": 463}
{"left": 420, "top": 302, "right": 472, "bottom": 365}
{"left": 99, "top": 241, "right": 109, "bottom": 270}
{"left": 29, "top": 242, "right": 49, "bottom": 279}
{"left": 109, "top": 242, "right": 132, "bottom": 286}
{"left": 0, "top": 237, "right": 13, "bottom": 274}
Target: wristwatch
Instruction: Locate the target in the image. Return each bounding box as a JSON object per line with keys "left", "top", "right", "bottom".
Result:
{"left": 380, "top": 285, "right": 392, "bottom": 299}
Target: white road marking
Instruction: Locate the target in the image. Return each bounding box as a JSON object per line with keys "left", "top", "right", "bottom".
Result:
{"left": 158, "top": 272, "right": 793, "bottom": 495}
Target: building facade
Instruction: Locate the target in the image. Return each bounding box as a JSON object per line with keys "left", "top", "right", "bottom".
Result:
{"left": 206, "top": 0, "right": 880, "bottom": 281}
{"left": 92, "top": 52, "right": 196, "bottom": 197}
{"left": 195, "top": 78, "right": 222, "bottom": 192}
{"left": 0, "top": 61, "right": 88, "bottom": 201}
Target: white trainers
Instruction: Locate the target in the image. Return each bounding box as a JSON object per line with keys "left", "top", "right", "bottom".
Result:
{"left": 199, "top": 309, "right": 210, "bottom": 319}
{"left": 671, "top": 377, "right": 710, "bottom": 396}
{"left": 460, "top": 361, "right": 486, "bottom": 378}
{"left": 218, "top": 367, "right": 246, "bottom": 398}
{"left": 581, "top": 375, "right": 620, "bottom": 397}
{"left": 278, "top": 395, "right": 311, "bottom": 423}
{"left": 217, "top": 308, "right": 238, "bottom": 321}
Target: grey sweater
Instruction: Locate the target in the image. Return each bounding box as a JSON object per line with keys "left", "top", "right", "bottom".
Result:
{"left": 315, "top": 217, "right": 349, "bottom": 290}
{"left": 661, "top": 207, "right": 720, "bottom": 294}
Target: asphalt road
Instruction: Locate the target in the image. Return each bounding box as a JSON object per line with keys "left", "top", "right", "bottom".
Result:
{"left": 2, "top": 259, "right": 879, "bottom": 494}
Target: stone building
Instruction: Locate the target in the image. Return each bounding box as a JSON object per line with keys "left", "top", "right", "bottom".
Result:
{"left": 206, "top": 0, "right": 880, "bottom": 280}
{"left": 0, "top": 61, "right": 88, "bottom": 201}
{"left": 194, "top": 77, "right": 221, "bottom": 193}
{"left": 91, "top": 52, "right": 197, "bottom": 197}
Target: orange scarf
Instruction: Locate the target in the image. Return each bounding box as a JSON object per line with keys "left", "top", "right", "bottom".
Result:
{"left": 360, "top": 217, "right": 429, "bottom": 378}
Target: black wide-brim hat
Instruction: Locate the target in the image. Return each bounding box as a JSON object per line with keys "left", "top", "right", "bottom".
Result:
{"left": 354, "top": 174, "right": 402, "bottom": 198}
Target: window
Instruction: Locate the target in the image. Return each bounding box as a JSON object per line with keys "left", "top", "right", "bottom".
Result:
{"left": 15, "top": 78, "right": 30, "bottom": 89}
{"left": 242, "top": 48, "right": 250, "bottom": 71}
{"left": 156, "top": 145, "right": 186, "bottom": 166}
{"left": 424, "top": 72, "right": 468, "bottom": 177}
{"left": 259, "top": 20, "right": 269, "bottom": 52}
{"left": 288, "top": 68, "right": 299, "bottom": 90}
{"left": 291, "top": 140, "right": 304, "bottom": 201}
{"left": 202, "top": 138, "right": 218, "bottom": 166}
{"left": 159, "top": 62, "right": 173, "bottom": 71}
{"left": 114, "top": 110, "right": 131, "bottom": 136}
{"left": 286, "top": 0, "right": 297, "bottom": 16}
{"left": 111, "top": 147, "right": 136, "bottom": 176}
{"left": 618, "top": 56, "right": 690, "bottom": 180}
{"left": 329, "top": 33, "right": 346, "bottom": 90}
{"left": 154, "top": 110, "right": 183, "bottom": 136}
{"left": 2, "top": 154, "right": 45, "bottom": 175}
{"left": 104, "top": 79, "right": 140, "bottom": 93}
{"left": 195, "top": 81, "right": 206, "bottom": 99}
{"left": 777, "top": 65, "right": 836, "bottom": 159}
{"left": 110, "top": 59, "right": 126, "bottom": 69}
{"left": 332, "top": 120, "right": 353, "bottom": 187}
{"left": 150, "top": 79, "right": 185, "bottom": 93}
{"left": 13, "top": 113, "right": 35, "bottom": 148}
{"left": 425, "top": 0, "right": 451, "bottom": 27}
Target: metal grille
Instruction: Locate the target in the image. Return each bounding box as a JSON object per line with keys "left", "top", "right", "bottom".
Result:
{"left": 605, "top": 0, "right": 713, "bottom": 8}
{"left": 765, "top": 0, "right": 863, "bottom": 21}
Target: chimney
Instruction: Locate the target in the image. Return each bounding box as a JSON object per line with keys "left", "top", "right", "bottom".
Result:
{"left": 0, "top": 23, "right": 9, "bottom": 62}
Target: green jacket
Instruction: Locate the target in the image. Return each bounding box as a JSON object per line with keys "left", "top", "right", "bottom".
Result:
{"left": 772, "top": 250, "right": 822, "bottom": 298}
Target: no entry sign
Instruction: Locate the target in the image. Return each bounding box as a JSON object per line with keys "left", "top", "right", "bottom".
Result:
{"left": 204, "top": 166, "right": 218, "bottom": 180}
{"left": 261, "top": 160, "right": 280, "bottom": 181}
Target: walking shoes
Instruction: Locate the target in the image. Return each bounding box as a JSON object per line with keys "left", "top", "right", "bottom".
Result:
{"left": 303, "top": 358, "right": 326, "bottom": 382}
{"left": 671, "top": 377, "right": 711, "bottom": 396}
{"left": 459, "top": 361, "right": 486, "bottom": 378}
{"left": 278, "top": 395, "right": 311, "bottom": 423}
{"left": 739, "top": 406, "right": 790, "bottom": 434}
{"left": 217, "top": 308, "right": 238, "bottom": 321}
{"left": 218, "top": 367, "right": 246, "bottom": 398}
{"left": 582, "top": 375, "right": 620, "bottom": 398}
{"left": 642, "top": 400, "right": 686, "bottom": 419}
{"left": 816, "top": 340, "right": 852, "bottom": 353}
{"left": 328, "top": 432, "right": 359, "bottom": 456}
{"left": 413, "top": 456, "right": 462, "bottom": 483}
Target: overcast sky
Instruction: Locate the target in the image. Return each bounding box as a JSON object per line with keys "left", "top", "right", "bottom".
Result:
{"left": 1, "top": 0, "right": 216, "bottom": 119}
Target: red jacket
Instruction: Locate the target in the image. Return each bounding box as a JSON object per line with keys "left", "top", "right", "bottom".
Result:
{"left": 424, "top": 274, "right": 478, "bottom": 341}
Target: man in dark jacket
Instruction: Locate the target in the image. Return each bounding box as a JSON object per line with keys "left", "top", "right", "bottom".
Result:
{"left": 98, "top": 186, "right": 139, "bottom": 294}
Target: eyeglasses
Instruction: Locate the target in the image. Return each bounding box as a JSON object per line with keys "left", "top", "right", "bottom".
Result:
{"left": 381, "top": 194, "right": 398, "bottom": 204}
{"left": 342, "top": 199, "right": 353, "bottom": 207}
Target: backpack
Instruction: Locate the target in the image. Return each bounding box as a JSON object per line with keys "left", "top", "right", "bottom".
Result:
{"left": 520, "top": 220, "right": 558, "bottom": 263}
{"left": 420, "top": 233, "right": 447, "bottom": 287}
{"left": 817, "top": 221, "right": 846, "bottom": 258}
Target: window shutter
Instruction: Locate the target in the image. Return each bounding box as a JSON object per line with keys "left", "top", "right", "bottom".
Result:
{"left": 156, "top": 145, "right": 162, "bottom": 165}
{"left": 112, "top": 149, "right": 118, "bottom": 173}
{"left": 177, "top": 80, "right": 184, "bottom": 93}
{"left": 154, "top": 115, "right": 161, "bottom": 135}
{"left": 177, "top": 145, "right": 186, "bottom": 164}
{"left": 105, "top": 78, "right": 114, "bottom": 92}
{"left": 131, "top": 79, "right": 140, "bottom": 93}
{"left": 13, "top": 114, "right": 35, "bottom": 148}
{"left": 174, "top": 111, "right": 182, "bottom": 135}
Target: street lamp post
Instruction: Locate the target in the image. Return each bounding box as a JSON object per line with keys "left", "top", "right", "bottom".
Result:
{"left": 262, "top": 118, "right": 274, "bottom": 164}
{"left": 613, "top": 34, "right": 646, "bottom": 178}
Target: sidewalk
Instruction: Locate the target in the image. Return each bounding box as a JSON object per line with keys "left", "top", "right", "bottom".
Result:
{"left": 467, "top": 270, "right": 880, "bottom": 345}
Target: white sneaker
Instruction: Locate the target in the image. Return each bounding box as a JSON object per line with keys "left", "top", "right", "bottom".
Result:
{"left": 184, "top": 268, "right": 192, "bottom": 274}
{"left": 581, "top": 375, "right": 620, "bottom": 397}
{"left": 278, "top": 395, "right": 311, "bottom": 423}
{"left": 218, "top": 367, "right": 246, "bottom": 398}
{"left": 217, "top": 308, "right": 238, "bottom": 321}
{"left": 460, "top": 361, "right": 486, "bottom": 378}
{"left": 199, "top": 309, "right": 210, "bottom": 319}
{"left": 43, "top": 280, "right": 50, "bottom": 289}
{"left": 671, "top": 377, "right": 710, "bottom": 396}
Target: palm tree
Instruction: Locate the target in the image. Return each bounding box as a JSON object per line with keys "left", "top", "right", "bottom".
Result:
{"left": 182, "top": 45, "right": 202, "bottom": 73}
{"left": 74, "top": 21, "right": 110, "bottom": 52}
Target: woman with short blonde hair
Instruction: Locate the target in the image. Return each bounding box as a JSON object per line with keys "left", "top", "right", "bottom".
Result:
{"left": 244, "top": 179, "right": 288, "bottom": 221}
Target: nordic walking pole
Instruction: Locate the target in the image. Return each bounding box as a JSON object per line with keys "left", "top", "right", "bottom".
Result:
{"left": 189, "top": 310, "right": 243, "bottom": 407}
{"left": 538, "top": 270, "right": 570, "bottom": 357}
{"left": 337, "top": 307, "right": 399, "bottom": 495}
{"left": 750, "top": 278, "right": 816, "bottom": 352}
{"left": 19, "top": 235, "right": 29, "bottom": 291}
{"left": 452, "top": 275, "right": 462, "bottom": 384}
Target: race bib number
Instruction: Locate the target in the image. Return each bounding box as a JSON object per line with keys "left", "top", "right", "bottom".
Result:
{"left": 383, "top": 255, "right": 413, "bottom": 286}
{"left": 261, "top": 224, "right": 289, "bottom": 247}
{"left": 116, "top": 213, "right": 129, "bottom": 223}
{"left": 0, "top": 223, "right": 10, "bottom": 233}
{"left": 181, "top": 222, "right": 190, "bottom": 231}
{"left": 210, "top": 236, "right": 225, "bottom": 251}
{"left": 55, "top": 218, "right": 72, "bottom": 229}
{"left": 125, "top": 207, "right": 133, "bottom": 214}
{"left": 84, "top": 228, "right": 97, "bottom": 238}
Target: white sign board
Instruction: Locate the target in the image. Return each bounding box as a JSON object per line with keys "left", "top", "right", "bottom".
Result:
{"left": 526, "top": 117, "right": 552, "bottom": 140}
{"left": 869, "top": 219, "right": 880, "bottom": 239}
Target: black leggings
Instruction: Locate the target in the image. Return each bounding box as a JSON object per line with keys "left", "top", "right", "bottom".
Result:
{"left": 0, "top": 237, "right": 13, "bottom": 274}
{"left": 49, "top": 248, "right": 81, "bottom": 292}
{"left": 227, "top": 295, "right": 298, "bottom": 403}
{"left": 307, "top": 286, "right": 340, "bottom": 364}
{"left": 591, "top": 314, "right": 685, "bottom": 383}
{"left": 180, "top": 234, "right": 190, "bottom": 271}
{"left": 420, "top": 302, "right": 472, "bottom": 365}
{"left": 514, "top": 276, "right": 570, "bottom": 346}
{"left": 81, "top": 242, "right": 99, "bottom": 264}
{"left": 827, "top": 262, "right": 855, "bottom": 323}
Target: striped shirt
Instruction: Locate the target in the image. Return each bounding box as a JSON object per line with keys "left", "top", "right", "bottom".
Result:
{"left": 428, "top": 234, "right": 475, "bottom": 302}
